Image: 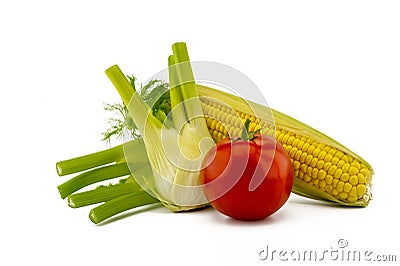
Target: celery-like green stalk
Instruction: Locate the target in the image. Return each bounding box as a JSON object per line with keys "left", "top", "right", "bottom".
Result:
{"left": 56, "top": 138, "right": 149, "bottom": 199}
{"left": 56, "top": 145, "right": 124, "bottom": 176}
{"left": 105, "top": 65, "right": 163, "bottom": 132}
{"left": 89, "top": 191, "right": 159, "bottom": 224}
{"left": 171, "top": 42, "right": 202, "bottom": 117}
{"left": 57, "top": 162, "right": 131, "bottom": 199}
{"left": 56, "top": 138, "right": 148, "bottom": 176}
{"left": 67, "top": 176, "right": 143, "bottom": 208}
{"left": 168, "top": 55, "right": 186, "bottom": 128}
{"left": 88, "top": 166, "right": 159, "bottom": 224}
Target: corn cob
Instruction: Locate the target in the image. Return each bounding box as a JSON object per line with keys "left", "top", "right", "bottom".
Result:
{"left": 197, "top": 85, "right": 373, "bottom": 207}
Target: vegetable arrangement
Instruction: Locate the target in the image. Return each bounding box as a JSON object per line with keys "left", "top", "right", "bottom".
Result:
{"left": 56, "top": 42, "right": 374, "bottom": 224}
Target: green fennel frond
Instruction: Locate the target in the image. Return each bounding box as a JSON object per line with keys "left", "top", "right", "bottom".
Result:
{"left": 102, "top": 102, "right": 140, "bottom": 144}
{"left": 102, "top": 75, "right": 171, "bottom": 144}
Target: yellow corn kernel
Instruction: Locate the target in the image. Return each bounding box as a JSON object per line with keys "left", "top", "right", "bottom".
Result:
{"left": 305, "top": 154, "right": 313, "bottom": 165}
{"left": 298, "top": 171, "right": 304, "bottom": 179}
{"left": 344, "top": 182, "right": 352, "bottom": 193}
{"left": 211, "top": 106, "right": 220, "bottom": 118}
{"left": 328, "top": 165, "right": 338, "bottom": 176}
{"left": 323, "top": 162, "right": 332, "bottom": 172}
{"left": 328, "top": 149, "right": 337, "bottom": 156}
{"left": 287, "top": 136, "right": 295, "bottom": 145}
{"left": 316, "top": 160, "right": 324, "bottom": 169}
{"left": 318, "top": 150, "right": 327, "bottom": 160}
{"left": 212, "top": 130, "right": 219, "bottom": 140}
{"left": 336, "top": 181, "right": 345, "bottom": 192}
{"left": 293, "top": 161, "right": 300, "bottom": 170}
{"left": 325, "top": 175, "right": 333, "bottom": 184}
{"left": 232, "top": 127, "right": 241, "bottom": 137}
{"left": 323, "top": 146, "right": 330, "bottom": 153}
{"left": 324, "top": 153, "right": 333, "bottom": 162}
{"left": 347, "top": 196, "right": 358, "bottom": 202}
{"left": 312, "top": 148, "right": 321, "bottom": 158}
{"left": 216, "top": 121, "right": 224, "bottom": 132}
{"left": 334, "top": 169, "right": 343, "bottom": 179}
{"left": 351, "top": 161, "right": 361, "bottom": 169}
{"left": 307, "top": 145, "right": 315, "bottom": 155}
{"left": 335, "top": 151, "right": 344, "bottom": 159}
{"left": 357, "top": 184, "right": 366, "bottom": 196}
{"left": 349, "top": 175, "right": 359, "bottom": 186}
{"left": 340, "top": 173, "right": 350, "bottom": 182}
{"left": 248, "top": 122, "right": 256, "bottom": 132}
{"left": 282, "top": 134, "right": 290, "bottom": 144}
{"left": 292, "top": 138, "right": 300, "bottom": 148}
{"left": 318, "top": 170, "right": 327, "bottom": 180}
{"left": 337, "top": 160, "right": 345, "bottom": 168}
{"left": 349, "top": 166, "right": 359, "bottom": 175}
{"left": 311, "top": 168, "right": 319, "bottom": 179}
{"left": 294, "top": 150, "right": 302, "bottom": 161}
{"left": 358, "top": 173, "right": 366, "bottom": 184}
{"left": 349, "top": 186, "right": 358, "bottom": 197}
{"left": 297, "top": 140, "right": 305, "bottom": 150}
{"left": 342, "top": 163, "right": 350, "bottom": 173}
{"left": 310, "top": 157, "right": 318, "bottom": 168}
{"left": 300, "top": 163, "right": 307, "bottom": 173}
{"left": 360, "top": 168, "right": 370, "bottom": 177}
{"left": 216, "top": 109, "right": 224, "bottom": 121}
{"left": 302, "top": 142, "right": 310, "bottom": 152}
{"left": 234, "top": 117, "right": 242, "bottom": 129}
{"left": 332, "top": 178, "right": 339, "bottom": 187}
{"left": 225, "top": 113, "right": 234, "bottom": 125}
{"left": 307, "top": 166, "right": 313, "bottom": 177}
{"left": 289, "top": 147, "right": 298, "bottom": 158}
{"left": 299, "top": 152, "right": 307, "bottom": 163}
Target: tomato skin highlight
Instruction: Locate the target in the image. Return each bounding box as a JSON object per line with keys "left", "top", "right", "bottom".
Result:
{"left": 200, "top": 134, "right": 294, "bottom": 221}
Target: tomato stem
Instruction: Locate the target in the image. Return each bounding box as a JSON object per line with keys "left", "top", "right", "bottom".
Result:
{"left": 240, "top": 118, "right": 261, "bottom": 141}
{"left": 241, "top": 119, "right": 250, "bottom": 140}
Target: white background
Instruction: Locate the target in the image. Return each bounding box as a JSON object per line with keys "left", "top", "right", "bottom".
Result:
{"left": 1, "top": 1, "right": 399, "bottom": 265}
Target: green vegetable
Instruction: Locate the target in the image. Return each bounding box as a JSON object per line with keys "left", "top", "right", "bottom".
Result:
{"left": 104, "top": 42, "right": 214, "bottom": 211}
{"left": 56, "top": 42, "right": 216, "bottom": 223}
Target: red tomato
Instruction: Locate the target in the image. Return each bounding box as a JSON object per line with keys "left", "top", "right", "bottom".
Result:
{"left": 200, "top": 134, "right": 294, "bottom": 220}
